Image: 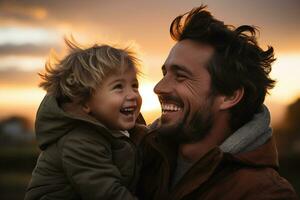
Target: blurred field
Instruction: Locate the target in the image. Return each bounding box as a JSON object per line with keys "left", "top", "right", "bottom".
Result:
{"left": 0, "top": 145, "right": 39, "bottom": 199}
{"left": 0, "top": 140, "right": 299, "bottom": 199}
{"left": 279, "top": 156, "right": 300, "bottom": 194}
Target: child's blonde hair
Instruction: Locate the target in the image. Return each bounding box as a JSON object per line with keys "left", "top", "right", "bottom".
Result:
{"left": 39, "top": 38, "right": 140, "bottom": 104}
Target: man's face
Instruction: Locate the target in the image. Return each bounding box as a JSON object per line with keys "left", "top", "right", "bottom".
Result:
{"left": 154, "top": 39, "right": 219, "bottom": 142}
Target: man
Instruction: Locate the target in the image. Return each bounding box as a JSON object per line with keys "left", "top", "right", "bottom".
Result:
{"left": 137, "top": 5, "right": 298, "bottom": 200}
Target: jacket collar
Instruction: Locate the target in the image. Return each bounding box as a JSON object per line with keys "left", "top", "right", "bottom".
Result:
{"left": 170, "top": 137, "right": 278, "bottom": 199}
{"left": 232, "top": 137, "right": 279, "bottom": 169}
{"left": 220, "top": 105, "right": 272, "bottom": 154}
{"left": 170, "top": 147, "right": 223, "bottom": 199}
{"left": 37, "top": 95, "right": 133, "bottom": 149}
{"left": 148, "top": 126, "right": 279, "bottom": 199}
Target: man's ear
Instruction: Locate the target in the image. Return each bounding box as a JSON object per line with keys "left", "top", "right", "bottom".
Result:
{"left": 219, "top": 88, "right": 244, "bottom": 110}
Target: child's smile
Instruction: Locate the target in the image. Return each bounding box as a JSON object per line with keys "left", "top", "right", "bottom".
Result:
{"left": 84, "top": 66, "right": 142, "bottom": 130}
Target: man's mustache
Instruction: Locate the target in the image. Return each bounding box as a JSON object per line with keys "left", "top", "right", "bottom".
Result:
{"left": 157, "top": 95, "right": 183, "bottom": 106}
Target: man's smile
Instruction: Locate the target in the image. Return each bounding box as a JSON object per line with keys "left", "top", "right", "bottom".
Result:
{"left": 161, "top": 103, "right": 182, "bottom": 114}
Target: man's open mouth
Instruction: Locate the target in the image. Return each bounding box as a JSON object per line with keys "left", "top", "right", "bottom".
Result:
{"left": 158, "top": 95, "right": 183, "bottom": 114}
{"left": 161, "top": 103, "right": 182, "bottom": 114}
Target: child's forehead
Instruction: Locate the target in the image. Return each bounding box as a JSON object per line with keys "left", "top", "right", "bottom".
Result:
{"left": 110, "top": 64, "right": 137, "bottom": 75}
{"left": 101, "top": 66, "right": 137, "bottom": 82}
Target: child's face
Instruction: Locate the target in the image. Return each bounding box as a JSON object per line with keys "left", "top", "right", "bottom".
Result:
{"left": 84, "top": 66, "right": 142, "bottom": 130}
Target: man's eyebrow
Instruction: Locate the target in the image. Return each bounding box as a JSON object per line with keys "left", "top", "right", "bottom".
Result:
{"left": 171, "top": 64, "right": 193, "bottom": 76}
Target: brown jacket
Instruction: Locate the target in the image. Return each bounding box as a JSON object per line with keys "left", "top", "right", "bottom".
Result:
{"left": 137, "top": 131, "right": 298, "bottom": 200}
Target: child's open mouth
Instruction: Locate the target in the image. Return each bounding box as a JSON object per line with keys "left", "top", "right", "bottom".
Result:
{"left": 120, "top": 107, "right": 135, "bottom": 116}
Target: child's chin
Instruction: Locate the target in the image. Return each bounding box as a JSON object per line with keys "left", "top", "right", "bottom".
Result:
{"left": 118, "top": 123, "right": 135, "bottom": 131}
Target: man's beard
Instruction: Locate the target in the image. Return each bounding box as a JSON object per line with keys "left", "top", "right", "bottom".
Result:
{"left": 158, "top": 100, "right": 214, "bottom": 144}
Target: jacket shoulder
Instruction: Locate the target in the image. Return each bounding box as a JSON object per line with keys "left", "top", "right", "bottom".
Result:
{"left": 58, "top": 124, "right": 113, "bottom": 150}
{"left": 229, "top": 167, "right": 298, "bottom": 199}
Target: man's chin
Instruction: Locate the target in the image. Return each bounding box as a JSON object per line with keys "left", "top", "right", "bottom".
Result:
{"left": 160, "top": 114, "right": 181, "bottom": 126}
{"left": 156, "top": 118, "right": 184, "bottom": 140}
{"left": 157, "top": 116, "right": 209, "bottom": 144}
{"left": 159, "top": 121, "right": 180, "bottom": 132}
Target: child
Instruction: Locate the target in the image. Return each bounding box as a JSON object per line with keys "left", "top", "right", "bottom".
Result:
{"left": 25, "top": 38, "right": 146, "bottom": 200}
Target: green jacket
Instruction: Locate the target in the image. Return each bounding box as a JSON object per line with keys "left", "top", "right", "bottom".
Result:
{"left": 25, "top": 95, "right": 146, "bottom": 200}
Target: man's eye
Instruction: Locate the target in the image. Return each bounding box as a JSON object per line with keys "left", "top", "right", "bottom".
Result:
{"left": 175, "top": 73, "right": 186, "bottom": 81}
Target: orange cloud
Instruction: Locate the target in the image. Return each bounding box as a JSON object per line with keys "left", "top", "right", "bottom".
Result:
{"left": 0, "top": 1, "right": 47, "bottom": 21}
{"left": 0, "top": 44, "right": 57, "bottom": 57}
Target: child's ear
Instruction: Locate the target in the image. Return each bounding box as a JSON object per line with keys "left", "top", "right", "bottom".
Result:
{"left": 219, "top": 87, "right": 244, "bottom": 110}
{"left": 82, "top": 103, "right": 91, "bottom": 114}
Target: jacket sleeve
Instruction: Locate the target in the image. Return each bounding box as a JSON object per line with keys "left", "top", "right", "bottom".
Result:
{"left": 240, "top": 170, "right": 299, "bottom": 200}
{"left": 242, "top": 185, "right": 299, "bottom": 200}
{"left": 61, "top": 130, "right": 138, "bottom": 200}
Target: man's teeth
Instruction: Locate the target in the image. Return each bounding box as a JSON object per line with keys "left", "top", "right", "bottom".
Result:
{"left": 162, "top": 104, "right": 181, "bottom": 112}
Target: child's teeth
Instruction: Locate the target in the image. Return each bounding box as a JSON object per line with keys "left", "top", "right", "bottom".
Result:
{"left": 124, "top": 108, "right": 134, "bottom": 111}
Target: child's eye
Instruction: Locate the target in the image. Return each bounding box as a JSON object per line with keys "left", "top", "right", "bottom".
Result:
{"left": 132, "top": 82, "right": 139, "bottom": 92}
{"left": 113, "top": 84, "right": 123, "bottom": 90}
{"left": 132, "top": 82, "right": 139, "bottom": 89}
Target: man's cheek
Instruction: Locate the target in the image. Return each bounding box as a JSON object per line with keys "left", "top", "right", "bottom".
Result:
{"left": 184, "top": 81, "right": 200, "bottom": 97}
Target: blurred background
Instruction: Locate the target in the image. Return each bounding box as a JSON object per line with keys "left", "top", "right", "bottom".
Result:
{"left": 0, "top": 0, "right": 299, "bottom": 199}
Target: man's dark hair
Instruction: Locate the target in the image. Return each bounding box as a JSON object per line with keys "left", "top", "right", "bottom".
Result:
{"left": 170, "top": 5, "right": 276, "bottom": 131}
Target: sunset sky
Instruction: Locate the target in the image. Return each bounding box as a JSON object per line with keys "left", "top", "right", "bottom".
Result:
{"left": 0, "top": 0, "right": 299, "bottom": 125}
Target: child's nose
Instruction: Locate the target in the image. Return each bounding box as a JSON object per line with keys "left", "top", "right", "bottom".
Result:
{"left": 125, "top": 89, "right": 139, "bottom": 100}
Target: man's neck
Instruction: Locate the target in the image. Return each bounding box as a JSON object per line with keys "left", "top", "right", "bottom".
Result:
{"left": 179, "top": 114, "right": 231, "bottom": 162}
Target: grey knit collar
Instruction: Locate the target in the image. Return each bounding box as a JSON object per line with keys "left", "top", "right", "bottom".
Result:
{"left": 219, "top": 105, "right": 272, "bottom": 154}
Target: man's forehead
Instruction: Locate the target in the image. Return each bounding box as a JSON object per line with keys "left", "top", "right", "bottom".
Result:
{"left": 165, "top": 39, "right": 214, "bottom": 67}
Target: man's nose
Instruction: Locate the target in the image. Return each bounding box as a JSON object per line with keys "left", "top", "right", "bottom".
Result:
{"left": 154, "top": 76, "right": 171, "bottom": 95}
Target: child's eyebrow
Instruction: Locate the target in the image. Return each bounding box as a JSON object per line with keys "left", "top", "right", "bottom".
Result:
{"left": 108, "top": 79, "right": 124, "bottom": 85}
{"left": 107, "top": 77, "right": 138, "bottom": 86}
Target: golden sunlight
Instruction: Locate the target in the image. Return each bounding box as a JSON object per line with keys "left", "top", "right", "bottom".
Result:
{"left": 0, "top": 56, "right": 45, "bottom": 71}
{"left": 138, "top": 81, "right": 162, "bottom": 124}
{"left": 0, "top": 87, "right": 45, "bottom": 121}
{"left": 0, "top": 87, "right": 45, "bottom": 106}
{"left": 139, "top": 81, "right": 160, "bottom": 112}
{"left": 269, "top": 53, "right": 300, "bottom": 104}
